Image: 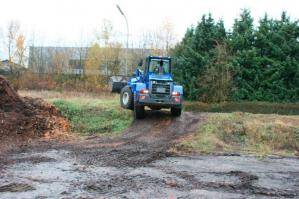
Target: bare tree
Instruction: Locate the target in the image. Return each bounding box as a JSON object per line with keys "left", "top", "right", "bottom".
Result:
{"left": 137, "top": 19, "right": 177, "bottom": 56}
{"left": 101, "top": 19, "right": 113, "bottom": 46}
{"left": 52, "top": 50, "right": 65, "bottom": 75}
{"left": 155, "top": 18, "right": 176, "bottom": 55}
{"left": 73, "top": 33, "right": 89, "bottom": 75}
{"left": 96, "top": 19, "right": 122, "bottom": 77}
{"left": 161, "top": 19, "right": 176, "bottom": 54}
{"left": 100, "top": 19, "right": 113, "bottom": 78}
{"left": 137, "top": 30, "right": 161, "bottom": 56}
{"left": 6, "top": 21, "right": 20, "bottom": 73}
{"left": 14, "top": 33, "right": 26, "bottom": 66}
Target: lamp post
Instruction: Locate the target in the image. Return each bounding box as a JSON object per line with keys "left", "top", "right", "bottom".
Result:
{"left": 116, "top": 4, "right": 129, "bottom": 76}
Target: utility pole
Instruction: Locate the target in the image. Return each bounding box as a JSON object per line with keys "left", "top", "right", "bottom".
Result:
{"left": 116, "top": 4, "right": 129, "bottom": 76}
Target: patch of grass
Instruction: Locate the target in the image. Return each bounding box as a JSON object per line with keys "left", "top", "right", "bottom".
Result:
{"left": 52, "top": 98, "right": 133, "bottom": 135}
{"left": 177, "top": 112, "right": 299, "bottom": 156}
{"left": 184, "top": 101, "right": 299, "bottom": 115}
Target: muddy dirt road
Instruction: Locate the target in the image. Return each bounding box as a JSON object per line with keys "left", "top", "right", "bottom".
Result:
{"left": 1, "top": 111, "right": 299, "bottom": 198}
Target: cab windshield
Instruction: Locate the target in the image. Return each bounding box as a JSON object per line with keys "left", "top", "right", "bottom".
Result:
{"left": 148, "top": 59, "right": 170, "bottom": 74}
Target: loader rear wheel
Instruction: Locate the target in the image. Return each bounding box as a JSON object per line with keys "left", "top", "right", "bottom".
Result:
{"left": 171, "top": 107, "right": 182, "bottom": 117}
{"left": 134, "top": 104, "right": 145, "bottom": 119}
{"left": 120, "top": 86, "right": 133, "bottom": 110}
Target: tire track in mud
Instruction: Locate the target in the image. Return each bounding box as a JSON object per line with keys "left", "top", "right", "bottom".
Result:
{"left": 70, "top": 111, "right": 204, "bottom": 167}
{"left": 161, "top": 169, "right": 299, "bottom": 198}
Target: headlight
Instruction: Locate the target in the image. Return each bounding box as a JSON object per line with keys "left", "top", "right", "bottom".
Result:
{"left": 140, "top": 89, "right": 149, "bottom": 94}
{"left": 172, "top": 91, "right": 180, "bottom": 96}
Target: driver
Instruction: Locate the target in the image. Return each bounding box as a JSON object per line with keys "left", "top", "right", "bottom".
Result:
{"left": 156, "top": 60, "right": 164, "bottom": 74}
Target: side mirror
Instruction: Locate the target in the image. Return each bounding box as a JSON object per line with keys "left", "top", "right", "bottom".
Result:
{"left": 134, "top": 69, "right": 143, "bottom": 77}
{"left": 134, "top": 69, "right": 139, "bottom": 77}
{"left": 138, "top": 59, "right": 143, "bottom": 67}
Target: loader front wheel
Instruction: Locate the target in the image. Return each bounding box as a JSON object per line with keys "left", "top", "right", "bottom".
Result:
{"left": 120, "top": 86, "right": 133, "bottom": 110}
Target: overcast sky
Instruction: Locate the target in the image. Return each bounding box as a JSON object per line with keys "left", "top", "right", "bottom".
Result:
{"left": 0, "top": 0, "right": 299, "bottom": 59}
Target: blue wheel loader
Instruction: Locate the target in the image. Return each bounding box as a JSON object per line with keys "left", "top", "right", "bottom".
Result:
{"left": 120, "top": 56, "right": 183, "bottom": 119}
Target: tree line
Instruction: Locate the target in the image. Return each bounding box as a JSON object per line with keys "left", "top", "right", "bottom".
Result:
{"left": 172, "top": 10, "right": 299, "bottom": 103}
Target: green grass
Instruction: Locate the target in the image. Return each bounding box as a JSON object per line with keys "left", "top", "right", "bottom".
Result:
{"left": 184, "top": 101, "right": 299, "bottom": 115}
{"left": 176, "top": 112, "right": 299, "bottom": 156}
{"left": 52, "top": 98, "right": 133, "bottom": 135}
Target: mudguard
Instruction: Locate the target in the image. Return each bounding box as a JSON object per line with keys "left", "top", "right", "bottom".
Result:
{"left": 135, "top": 82, "right": 146, "bottom": 92}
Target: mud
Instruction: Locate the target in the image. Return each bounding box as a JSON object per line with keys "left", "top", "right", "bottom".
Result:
{"left": 0, "top": 111, "right": 298, "bottom": 198}
{"left": 70, "top": 111, "right": 202, "bottom": 168}
{"left": 0, "top": 183, "right": 35, "bottom": 193}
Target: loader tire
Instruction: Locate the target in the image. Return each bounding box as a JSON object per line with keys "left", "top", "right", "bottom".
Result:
{"left": 171, "top": 107, "right": 182, "bottom": 117}
{"left": 134, "top": 104, "right": 145, "bottom": 119}
{"left": 120, "top": 86, "right": 133, "bottom": 110}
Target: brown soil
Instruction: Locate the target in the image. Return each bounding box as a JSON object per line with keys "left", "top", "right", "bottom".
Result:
{"left": 68, "top": 111, "right": 204, "bottom": 167}
{"left": 1, "top": 110, "right": 298, "bottom": 198}
{"left": 0, "top": 76, "right": 70, "bottom": 154}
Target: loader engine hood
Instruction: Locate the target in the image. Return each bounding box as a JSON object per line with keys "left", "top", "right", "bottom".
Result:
{"left": 148, "top": 74, "right": 173, "bottom": 82}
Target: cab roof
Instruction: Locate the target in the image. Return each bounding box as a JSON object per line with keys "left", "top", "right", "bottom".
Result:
{"left": 147, "top": 56, "right": 171, "bottom": 60}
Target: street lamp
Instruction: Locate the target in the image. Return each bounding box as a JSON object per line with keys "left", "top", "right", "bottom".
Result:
{"left": 116, "top": 4, "right": 129, "bottom": 76}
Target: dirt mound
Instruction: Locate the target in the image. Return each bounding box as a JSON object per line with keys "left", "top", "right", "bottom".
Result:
{"left": 0, "top": 76, "right": 69, "bottom": 154}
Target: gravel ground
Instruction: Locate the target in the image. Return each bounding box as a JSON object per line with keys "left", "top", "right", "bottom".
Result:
{"left": 0, "top": 111, "right": 298, "bottom": 198}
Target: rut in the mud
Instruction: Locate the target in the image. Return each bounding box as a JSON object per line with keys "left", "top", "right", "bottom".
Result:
{"left": 163, "top": 169, "right": 298, "bottom": 197}
{"left": 71, "top": 111, "right": 203, "bottom": 167}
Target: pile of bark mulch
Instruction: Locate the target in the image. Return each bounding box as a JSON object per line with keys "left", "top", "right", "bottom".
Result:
{"left": 0, "top": 75, "right": 70, "bottom": 154}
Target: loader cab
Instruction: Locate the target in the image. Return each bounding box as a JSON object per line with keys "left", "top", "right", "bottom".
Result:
{"left": 143, "top": 56, "right": 172, "bottom": 82}
{"left": 144, "top": 56, "right": 171, "bottom": 74}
